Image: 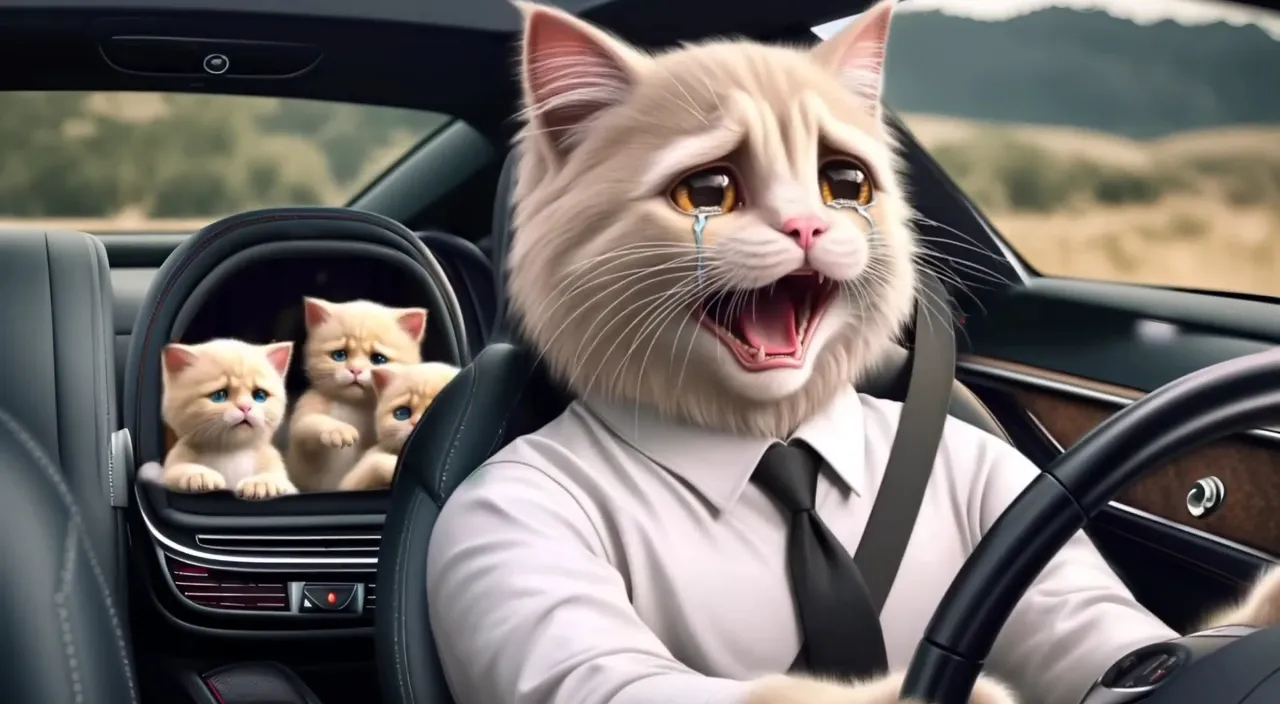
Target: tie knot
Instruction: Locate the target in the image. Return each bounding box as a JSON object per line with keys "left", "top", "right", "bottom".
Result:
{"left": 752, "top": 442, "right": 820, "bottom": 514}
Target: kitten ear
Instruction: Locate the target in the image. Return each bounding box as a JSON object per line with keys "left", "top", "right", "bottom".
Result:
{"left": 262, "top": 341, "right": 294, "bottom": 378}
{"left": 161, "top": 343, "right": 198, "bottom": 377}
{"left": 515, "top": 1, "right": 645, "bottom": 152}
{"left": 370, "top": 366, "right": 398, "bottom": 395}
{"left": 396, "top": 308, "right": 428, "bottom": 343}
{"left": 303, "top": 297, "right": 334, "bottom": 329}
{"left": 811, "top": 0, "right": 895, "bottom": 112}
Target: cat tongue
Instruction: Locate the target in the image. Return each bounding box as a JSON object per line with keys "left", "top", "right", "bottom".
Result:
{"left": 739, "top": 294, "right": 799, "bottom": 356}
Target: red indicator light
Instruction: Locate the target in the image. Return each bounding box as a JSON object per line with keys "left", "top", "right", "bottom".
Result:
{"left": 327, "top": 592, "right": 337, "bottom": 605}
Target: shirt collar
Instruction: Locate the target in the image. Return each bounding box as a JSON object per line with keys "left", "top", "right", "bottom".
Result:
{"left": 580, "top": 386, "right": 868, "bottom": 512}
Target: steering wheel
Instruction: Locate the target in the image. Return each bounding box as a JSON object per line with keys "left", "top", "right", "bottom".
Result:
{"left": 897, "top": 348, "right": 1280, "bottom": 704}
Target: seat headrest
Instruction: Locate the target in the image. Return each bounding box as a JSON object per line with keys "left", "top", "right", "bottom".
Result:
{"left": 491, "top": 148, "right": 521, "bottom": 338}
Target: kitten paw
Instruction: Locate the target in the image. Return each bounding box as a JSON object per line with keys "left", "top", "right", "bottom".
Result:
{"left": 320, "top": 422, "right": 360, "bottom": 448}
{"left": 1203, "top": 564, "right": 1280, "bottom": 629}
{"left": 175, "top": 468, "right": 226, "bottom": 493}
{"left": 236, "top": 473, "right": 299, "bottom": 500}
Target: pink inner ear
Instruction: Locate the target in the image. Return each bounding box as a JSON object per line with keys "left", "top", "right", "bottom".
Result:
{"left": 523, "top": 7, "right": 633, "bottom": 144}
{"left": 303, "top": 298, "right": 331, "bottom": 328}
{"left": 822, "top": 0, "right": 894, "bottom": 107}
{"left": 264, "top": 343, "right": 293, "bottom": 377}
{"left": 370, "top": 368, "right": 395, "bottom": 393}
{"left": 397, "top": 309, "right": 428, "bottom": 342}
{"left": 162, "top": 345, "right": 197, "bottom": 376}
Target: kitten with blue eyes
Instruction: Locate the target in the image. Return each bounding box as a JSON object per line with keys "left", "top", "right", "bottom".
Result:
{"left": 286, "top": 297, "right": 429, "bottom": 493}
{"left": 157, "top": 338, "right": 298, "bottom": 500}
{"left": 337, "top": 361, "right": 460, "bottom": 491}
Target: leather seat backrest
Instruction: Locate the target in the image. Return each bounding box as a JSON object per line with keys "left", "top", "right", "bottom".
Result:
{"left": 0, "top": 230, "right": 123, "bottom": 596}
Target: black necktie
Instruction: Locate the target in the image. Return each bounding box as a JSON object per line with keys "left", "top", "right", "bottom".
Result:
{"left": 752, "top": 441, "right": 889, "bottom": 680}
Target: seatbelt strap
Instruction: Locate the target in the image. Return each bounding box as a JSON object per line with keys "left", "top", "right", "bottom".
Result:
{"left": 853, "top": 268, "right": 957, "bottom": 612}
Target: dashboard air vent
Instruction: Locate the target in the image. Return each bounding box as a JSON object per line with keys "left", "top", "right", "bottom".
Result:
{"left": 364, "top": 582, "right": 376, "bottom": 612}
{"left": 165, "top": 556, "right": 289, "bottom": 612}
{"left": 194, "top": 533, "right": 380, "bottom": 557}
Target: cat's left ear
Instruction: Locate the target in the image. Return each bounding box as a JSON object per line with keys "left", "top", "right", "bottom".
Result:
{"left": 261, "top": 341, "right": 294, "bottom": 378}
{"left": 515, "top": 1, "right": 648, "bottom": 153}
{"left": 396, "top": 308, "right": 428, "bottom": 343}
{"left": 811, "top": 0, "right": 895, "bottom": 113}
{"left": 161, "top": 343, "right": 198, "bottom": 377}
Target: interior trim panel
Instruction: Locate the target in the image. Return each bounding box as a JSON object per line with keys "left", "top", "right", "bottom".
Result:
{"left": 959, "top": 356, "right": 1280, "bottom": 560}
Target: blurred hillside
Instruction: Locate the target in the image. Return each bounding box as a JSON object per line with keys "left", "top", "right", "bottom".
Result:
{"left": 0, "top": 92, "right": 447, "bottom": 221}
{"left": 885, "top": 7, "right": 1280, "bottom": 138}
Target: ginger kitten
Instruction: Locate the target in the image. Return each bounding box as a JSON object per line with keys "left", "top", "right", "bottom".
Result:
{"left": 338, "top": 361, "right": 460, "bottom": 491}
{"left": 157, "top": 338, "right": 298, "bottom": 500}
{"left": 286, "top": 297, "right": 428, "bottom": 493}
{"left": 508, "top": 1, "right": 1012, "bottom": 701}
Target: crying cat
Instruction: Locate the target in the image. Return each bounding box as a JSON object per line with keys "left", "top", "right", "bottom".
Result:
{"left": 338, "top": 361, "right": 460, "bottom": 491}
{"left": 154, "top": 338, "right": 298, "bottom": 500}
{"left": 286, "top": 297, "right": 428, "bottom": 493}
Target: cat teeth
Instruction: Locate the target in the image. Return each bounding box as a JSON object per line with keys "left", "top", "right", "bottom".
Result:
{"left": 754, "top": 346, "right": 766, "bottom": 362}
{"left": 817, "top": 274, "right": 825, "bottom": 284}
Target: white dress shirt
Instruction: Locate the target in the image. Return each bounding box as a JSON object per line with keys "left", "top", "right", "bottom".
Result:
{"left": 426, "top": 384, "right": 1179, "bottom": 704}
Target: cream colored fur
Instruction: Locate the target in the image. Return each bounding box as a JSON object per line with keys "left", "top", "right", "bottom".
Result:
{"left": 508, "top": 0, "right": 917, "bottom": 439}
{"left": 286, "top": 297, "right": 427, "bottom": 492}
{"left": 745, "top": 672, "right": 1018, "bottom": 704}
{"left": 338, "top": 361, "right": 460, "bottom": 491}
{"left": 159, "top": 338, "right": 297, "bottom": 500}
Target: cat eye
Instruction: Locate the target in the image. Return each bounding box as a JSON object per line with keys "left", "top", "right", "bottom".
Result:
{"left": 819, "top": 159, "right": 875, "bottom": 208}
{"left": 392, "top": 406, "right": 413, "bottom": 421}
{"left": 330, "top": 350, "right": 348, "bottom": 362}
{"left": 209, "top": 389, "right": 229, "bottom": 403}
{"left": 371, "top": 353, "right": 389, "bottom": 366}
{"left": 251, "top": 389, "right": 269, "bottom": 403}
{"left": 669, "top": 167, "right": 741, "bottom": 215}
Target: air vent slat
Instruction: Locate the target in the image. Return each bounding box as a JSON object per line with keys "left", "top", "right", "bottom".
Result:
{"left": 165, "top": 556, "right": 289, "bottom": 613}
{"left": 364, "top": 582, "right": 377, "bottom": 611}
{"left": 194, "top": 534, "right": 381, "bottom": 556}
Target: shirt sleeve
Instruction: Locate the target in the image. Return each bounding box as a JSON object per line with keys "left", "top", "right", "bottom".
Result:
{"left": 427, "top": 461, "right": 755, "bottom": 704}
{"left": 961, "top": 426, "right": 1181, "bottom": 704}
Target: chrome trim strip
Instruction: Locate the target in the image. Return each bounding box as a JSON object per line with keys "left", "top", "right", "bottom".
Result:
{"left": 960, "top": 361, "right": 1280, "bottom": 444}
{"left": 1022, "top": 406, "right": 1277, "bottom": 561}
{"left": 137, "top": 487, "right": 378, "bottom": 566}
{"left": 195, "top": 534, "right": 381, "bottom": 541}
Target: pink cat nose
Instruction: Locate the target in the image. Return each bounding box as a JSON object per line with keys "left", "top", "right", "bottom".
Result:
{"left": 348, "top": 366, "right": 363, "bottom": 374}
{"left": 237, "top": 404, "right": 253, "bottom": 413}
{"left": 782, "top": 215, "right": 829, "bottom": 251}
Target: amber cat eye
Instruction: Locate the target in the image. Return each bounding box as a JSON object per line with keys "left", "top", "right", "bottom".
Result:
{"left": 669, "top": 167, "right": 740, "bottom": 215}
{"left": 819, "top": 159, "right": 874, "bottom": 208}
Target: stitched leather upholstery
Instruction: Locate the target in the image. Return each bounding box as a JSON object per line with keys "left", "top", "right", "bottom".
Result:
{"left": 0, "top": 408, "right": 137, "bottom": 704}
{"left": 201, "top": 661, "right": 324, "bottom": 704}
{"left": 376, "top": 151, "right": 1012, "bottom": 704}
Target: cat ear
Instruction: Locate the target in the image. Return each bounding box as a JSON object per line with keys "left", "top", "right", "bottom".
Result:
{"left": 811, "top": 0, "right": 895, "bottom": 111}
{"left": 262, "top": 341, "right": 294, "bottom": 378}
{"left": 162, "top": 343, "right": 198, "bottom": 377}
{"left": 396, "top": 308, "right": 428, "bottom": 343}
{"left": 515, "top": 1, "right": 646, "bottom": 152}
{"left": 303, "top": 297, "right": 334, "bottom": 329}
{"left": 370, "top": 367, "right": 398, "bottom": 395}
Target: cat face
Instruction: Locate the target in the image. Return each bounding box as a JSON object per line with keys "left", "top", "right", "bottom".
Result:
{"left": 161, "top": 339, "right": 293, "bottom": 448}
{"left": 301, "top": 297, "right": 428, "bottom": 404}
{"left": 369, "top": 362, "right": 460, "bottom": 452}
{"left": 508, "top": 0, "right": 916, "bottom": 436}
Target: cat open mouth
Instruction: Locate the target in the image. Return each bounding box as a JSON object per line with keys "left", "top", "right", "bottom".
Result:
{"left": 694, "top": 271, "right": 838, "bottom": 370}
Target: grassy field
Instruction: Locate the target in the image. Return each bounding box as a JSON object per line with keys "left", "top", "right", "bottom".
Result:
{"left": 901, "top": 114, "right": 1280, "bottom": 296}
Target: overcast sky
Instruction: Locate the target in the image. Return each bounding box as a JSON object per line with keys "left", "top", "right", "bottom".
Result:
{"left": 813, "top": 0, "right": 1280, "bottom": 40}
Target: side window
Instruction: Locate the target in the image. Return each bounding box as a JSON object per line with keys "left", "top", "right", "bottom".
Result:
{"left": 844, "top": 0, "right": 1280, "bottom": 297}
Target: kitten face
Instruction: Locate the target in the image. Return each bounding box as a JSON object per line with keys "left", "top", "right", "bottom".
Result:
{"left": 161, "top": 339, "right": 293, "bottom": 448}
{"left": 508, "top": 1, "right": 916, "bottom": 436}
{"left": 369, "top": 362, "right": 460, "bottom": 453}
{"left": 302, "top": 297, "right": 428, "bottom": 404}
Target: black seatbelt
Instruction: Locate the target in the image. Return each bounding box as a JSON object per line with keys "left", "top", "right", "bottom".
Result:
{"left": 788, "top": 269, "right": 957, "bottom": 677}
{"left": 853, "top": 268, "right": 956, "bottom": 611}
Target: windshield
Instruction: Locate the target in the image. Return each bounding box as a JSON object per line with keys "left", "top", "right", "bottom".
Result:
{"left": 816, "top": 0, "right": 1280, "bottom": 297}
{"left": 0, "top": 92, "right": 449, "bottom": 233}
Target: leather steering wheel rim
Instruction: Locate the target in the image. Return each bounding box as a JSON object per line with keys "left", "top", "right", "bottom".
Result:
{"left": 898, "top": 347, "right": 1280, "bottom": 703}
